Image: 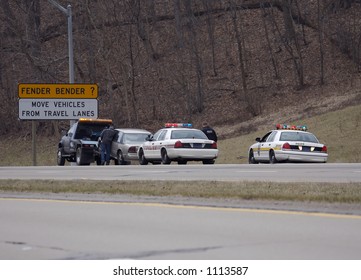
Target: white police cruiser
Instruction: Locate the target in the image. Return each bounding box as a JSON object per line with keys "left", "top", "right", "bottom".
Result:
{"left": 248, "top": 124, "right": 328, "bottom": 164}
{"left": 138, "top": 123, "right": 218, "bottom": 165}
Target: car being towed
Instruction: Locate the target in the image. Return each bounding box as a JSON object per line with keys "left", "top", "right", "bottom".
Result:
{"left": 110, "top": 128, "right": 151, "bottom": 165}
{"left": 248, "top": 124, "right": 328, "bottom": 164}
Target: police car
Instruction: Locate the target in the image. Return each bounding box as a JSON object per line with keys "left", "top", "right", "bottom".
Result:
{"left": 248, "top": 124, "right": 328, "bottom": 164}
{"left": 138, "top": 123, "right": 218, "bottom": 165}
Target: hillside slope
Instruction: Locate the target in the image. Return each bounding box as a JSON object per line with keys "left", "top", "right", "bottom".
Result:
{"left": 1, "top": 103, "right": 360, "bottom": 166}
{"left": 218, "top": 103, "right": 361, "bottom": 164}
{"left": 1, "top": 1, "right": 361, "bottom": 137}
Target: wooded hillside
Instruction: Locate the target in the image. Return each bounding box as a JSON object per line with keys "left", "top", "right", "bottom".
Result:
{"left": 1, "top": 0, "right": 361, "bottom": 138}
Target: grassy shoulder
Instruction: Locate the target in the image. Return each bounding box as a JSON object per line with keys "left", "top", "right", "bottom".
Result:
{"left": 1, "top": 180, "right": 361, "bottom": 204}
{"left": 1, "top": 105, "right": 360, "bottom": 205}
{"left": 219, "top": 104, "right": 361, "bottom": 164}
{"left": 1, "top": 104, "right": 361, "bottom": 166}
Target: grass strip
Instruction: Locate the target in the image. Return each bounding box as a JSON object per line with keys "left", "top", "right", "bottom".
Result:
{"left": 0, "top": 180, "right": 361, "bottom": 204}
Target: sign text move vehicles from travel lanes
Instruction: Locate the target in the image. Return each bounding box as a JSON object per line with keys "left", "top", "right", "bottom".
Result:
{"left": 18, "top": 83, "right": 98, "bottom": 99}
{"left": 19, "top": 99, "right": 98, "bottom": 120}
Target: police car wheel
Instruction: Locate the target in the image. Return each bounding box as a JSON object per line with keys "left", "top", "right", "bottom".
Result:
{"left": 161, "top": 149, "right": 171, "bottom": 164}
{"left": 138, "top": 149, "right": 148, "bottom": 165}
{"left": 269, "top": 150, "right": 278, "bottom": 164}
{"left": 248, "top": 150, "right": 258, "bottom": 164}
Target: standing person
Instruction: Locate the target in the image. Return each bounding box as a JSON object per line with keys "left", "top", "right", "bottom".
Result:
{"left": 201, "top": 122, "right": 218, "bottom": 142}
{"left": 99, "top": 124, "right": 116, "bottom": 165}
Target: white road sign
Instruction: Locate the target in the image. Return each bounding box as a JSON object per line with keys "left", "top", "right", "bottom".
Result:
{"left": 19, "top": 99, "right": 98, "bottom": 120}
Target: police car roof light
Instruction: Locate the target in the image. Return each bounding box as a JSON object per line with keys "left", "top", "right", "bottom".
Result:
{"left": 165, "top": 123, "right": 193, "bottom": 128}
{"left": 276, "top": 124, "right": 307, "bottom": 131}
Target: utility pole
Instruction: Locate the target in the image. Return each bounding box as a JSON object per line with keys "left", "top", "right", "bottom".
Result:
{"left": 48, "top": 0, "right": 74, "bottom": 85}
{"left": 47, "top": 1, "right": 76, "bottom": 166}
{"left": 48, "top": 0, "right": 75, "bottom": 127}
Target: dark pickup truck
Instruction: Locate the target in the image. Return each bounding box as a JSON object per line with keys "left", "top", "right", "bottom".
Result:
{"left": 57, "top": 118, "right": 113, "bottom": 165}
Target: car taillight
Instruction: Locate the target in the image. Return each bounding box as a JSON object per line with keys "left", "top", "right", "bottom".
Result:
{"left": 174, "top": 141, "right": 183, "bottom": 148}
{"left": 128, "top": 146, "right": 137, "bottom": 153}
{"left": 83, "top": 144, "right": 94, "bottom": 148}
{"left": 211, "top": 142, "right": 217, "bottom": 149}
{"left": 321, "top": 145, "right": 327, "bottom": 153}
{"left": 282, "top": 142, "right": 291, "bottom": 150}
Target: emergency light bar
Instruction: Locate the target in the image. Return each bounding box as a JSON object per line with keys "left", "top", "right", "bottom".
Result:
{"left": 165, "top": 123, "right": 193, "bottom": 128}
{"left": 276, "top": 124, "right": 307, "bottom": 131}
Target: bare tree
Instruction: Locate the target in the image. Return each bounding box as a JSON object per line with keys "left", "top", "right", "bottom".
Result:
{"left": 229, "top": 0, "right": 248, "bottom": 100}
{"left": 131, "top": 0, "right": 157, "bottom": 61}
{"left": 1, "top": 0, "right": 361, "bottom": 138}
{"left": 261, "top": 2, "right": 279, "bottom": 79}
{"left": 272, "top": 0, "right": 304, "bottom": 88}
{"left": 202, "top": 0, "right": 218, "bottom": 76}
{"left": 127, "top": 24, "right": 140, "bottom": 126}
{"left": 317, "top": 0, "right": 325, "bottom": 85}
{"left": 184, "top": 0, "right": 204, "bottom": 113}
{"left": 174, "top": 0, "right": 184, "bottom": 48}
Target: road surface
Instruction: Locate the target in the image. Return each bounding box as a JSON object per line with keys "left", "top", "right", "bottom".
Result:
{"left": 1, "top": 197, "right": 360, "bottom": 260}
{"left": 0, "top": 163, "right": 360, "bottom": 182}
{"left": 1, "top": 163, "right": 361, "bottom": 260}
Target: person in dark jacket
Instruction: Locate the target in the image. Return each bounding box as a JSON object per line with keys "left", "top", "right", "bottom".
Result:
{"left": 99, "top": 124, "right": 116, "bottom": 165}
{"left": 201, "top": 122, "right": 218, "bottom": 142}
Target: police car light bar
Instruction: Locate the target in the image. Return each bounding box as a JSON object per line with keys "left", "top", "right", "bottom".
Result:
{"left": 276, "top": 124, "right": 307, "bottom": 131}
{"left": 165, "top": 123, "right": 193, "bottom": 128}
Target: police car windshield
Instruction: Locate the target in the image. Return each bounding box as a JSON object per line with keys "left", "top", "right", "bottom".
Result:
{"left": 280, "top": 131, "right": 319, "bottom": 143}
{"left": 171, "top": 129, "right": 208, "bottom": 140}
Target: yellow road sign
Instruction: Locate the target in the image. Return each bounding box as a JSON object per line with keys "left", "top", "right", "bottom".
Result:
{"left": 18, "top": 83, "right": 98, "bottom": 99}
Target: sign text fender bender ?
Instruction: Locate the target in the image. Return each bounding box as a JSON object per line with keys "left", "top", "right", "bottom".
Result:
{"left": 18, "top": 83, "right": 98, "bottom": 99}
{"left": 19, "top": 99, "right": 98, "bottom": 120}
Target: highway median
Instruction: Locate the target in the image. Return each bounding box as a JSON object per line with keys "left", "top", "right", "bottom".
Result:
{"left": 0, "top": 179, "right": 360, "bottom": 204}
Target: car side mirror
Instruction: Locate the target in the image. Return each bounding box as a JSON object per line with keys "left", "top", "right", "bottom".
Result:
{"left": 256, "top": 137, "right": 261, "bottom": 142}
{"left": 145, "top": 135, "right": 153, "bottom": 141}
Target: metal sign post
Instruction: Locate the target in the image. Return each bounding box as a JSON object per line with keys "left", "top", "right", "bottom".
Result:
{"left": 48, "top": 1, "right": 74, "bottom": 84}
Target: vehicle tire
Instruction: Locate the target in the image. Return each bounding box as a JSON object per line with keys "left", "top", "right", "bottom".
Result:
{"left": 138, "top": 149, "right": 148, "bottom": 165}
{"left": 202, "top": 159, "right": 215, "bottom": 164}
{"left": 96, "top": 157, "right": 102, "bottom": 165}
{"left": 178, "top": 160, "right": 187, "bottom": 165}
{"left": 269, "top": 150, "right": 278, "bottom": 164}
{"left": 161, "top": 149, "right": 171, "bottom": 164}
{"left": 116, "top": 150, "right": 126, "bottom": 165}
{"left": 248, "top": 150, "right": 258, "bottom": 164}
{"left": 57, "top": 148, "right": 65, "bottom": 166}
{"left": 76, "top": 147, "right": 84, "bottom": 165}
